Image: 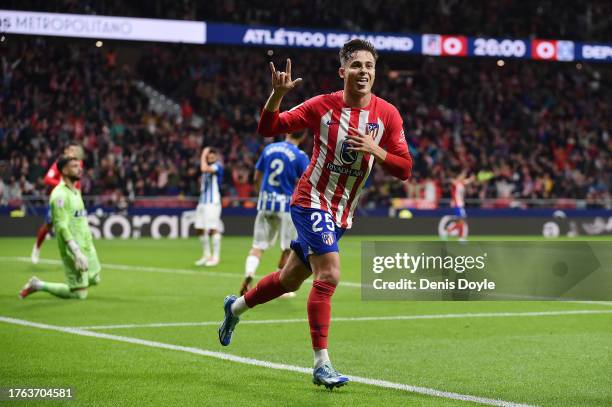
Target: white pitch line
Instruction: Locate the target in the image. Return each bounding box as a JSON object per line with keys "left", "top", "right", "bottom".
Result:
{"left": 0, "top": 316, "right": 533, "bottom": 407}
{"left": 76, "top": 309, "right": 612, "bottom": 330}
{"left": 2, "top": 256, "right": 611, "bottom": 300}
{"left": 0, "top": 256, "right": 364, "bottom": 288}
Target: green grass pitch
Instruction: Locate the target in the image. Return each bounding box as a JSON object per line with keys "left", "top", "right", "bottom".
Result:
{"left": 1, "top": 236, "right": 611, "bottom": 406}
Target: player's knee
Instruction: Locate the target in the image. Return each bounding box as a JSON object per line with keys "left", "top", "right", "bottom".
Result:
{"left": 316, "top": 272, "right": 340, "bottom": 285}
{"left": 73, "top": 289, "right": 88, "bottom": 300}
{"left": 315, "top": 265, "right": 340, "bottom": 285}
{"left": 310, "top": 255, "right": 341, "bottom": 285}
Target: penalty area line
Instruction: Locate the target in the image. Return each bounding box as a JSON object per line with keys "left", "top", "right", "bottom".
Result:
{"left": 0, "top": 316, "right": 533, "bottom": 407}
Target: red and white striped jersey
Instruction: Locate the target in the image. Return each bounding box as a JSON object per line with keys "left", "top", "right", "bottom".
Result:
{"left": 260, "top": 91, "right": 411, "bottom": 229}
{"left": 451, "top": 180, "right": 466, "bottom": 208}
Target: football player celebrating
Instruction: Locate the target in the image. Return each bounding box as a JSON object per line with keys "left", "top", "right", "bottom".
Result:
{"left": 218, "top": 40, "right": 412, "bottom": 389}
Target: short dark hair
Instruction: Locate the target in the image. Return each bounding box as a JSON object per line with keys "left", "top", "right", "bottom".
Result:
{"left": 64, "top": 141, "right": 79, "bottom": 151}
{"left": 339, "top": 39, "right": 378, "bottom": 66}
{"left": 57, "top": 155, "right": 78, "bottom": 172}
{"left": 207, "top": 147, "right": 218, "bottom": 155}
{"left": 288, "top": 132, "right": 306, "bottom": 141}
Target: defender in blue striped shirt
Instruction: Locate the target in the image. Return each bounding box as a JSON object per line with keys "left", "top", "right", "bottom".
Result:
{"left": 195, "top": 147, "right": 224, "bottom": 267}
{"left": 240, "top": 133, "right": 309, "bottom": 295}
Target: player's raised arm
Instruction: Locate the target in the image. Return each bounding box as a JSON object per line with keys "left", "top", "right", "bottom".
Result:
{"left": 201, "top": 147, "right": 219, "bottom": 174}
{"left": 265, "top": 58, "right": 303, "bottom": 112}
{"left": 200, "top": 147, "right": 210, "bottom": 172}
{"left": 43, "top": 163, "right": 61, "bottom": 187}
{"left": 258, "top": 59, "right": 312, "bottom": 137}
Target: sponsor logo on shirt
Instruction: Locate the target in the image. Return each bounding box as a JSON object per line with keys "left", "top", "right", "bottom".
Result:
{"left": 326, "top": 162, "right": 364, "bottom": 177}
{"left": 340, "top": 140, "right": 358, "bottom": 165}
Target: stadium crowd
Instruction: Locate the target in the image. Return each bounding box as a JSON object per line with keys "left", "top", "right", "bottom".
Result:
{"left": 1, "top": 39, "right": 610, "bottom": 209}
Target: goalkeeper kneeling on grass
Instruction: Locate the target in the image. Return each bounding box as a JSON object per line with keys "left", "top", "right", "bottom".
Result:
{"left": 20, "top": 155, "right": 101, "bottom": 300}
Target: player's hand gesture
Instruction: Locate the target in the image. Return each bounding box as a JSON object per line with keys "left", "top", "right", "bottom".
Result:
{"left": 346, "top": 126, "right": 381, "bottom": 156}
{"left": 270, "top": 58, "right": 302, "bottom": 96}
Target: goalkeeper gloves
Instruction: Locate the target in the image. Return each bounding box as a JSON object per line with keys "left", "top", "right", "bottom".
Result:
{"left": 67, "top": 240, "right": 89, "bottom": 271}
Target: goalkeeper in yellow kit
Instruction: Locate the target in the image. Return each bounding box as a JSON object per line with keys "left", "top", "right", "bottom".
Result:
{"left": 19, "top": 155, "right": 101, "bottom": 300}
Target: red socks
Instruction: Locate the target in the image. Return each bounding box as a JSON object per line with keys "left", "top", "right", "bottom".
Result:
{"left": 35, "top": 224, "right": 51, "bottom": 248}
{"left": 307, "top": 280, "right": 336, "bottom": 349}
{"left": 243, "top": 273, "right": 338, "bottom": 350}
{"left": 244, "top": 271, "right": 289, "bottom": 308}
{"left": 458, "top": 223, "right": 466, "bottom": 238}
{"left": 447, "top": 222, "right": 466, "bottom": 238}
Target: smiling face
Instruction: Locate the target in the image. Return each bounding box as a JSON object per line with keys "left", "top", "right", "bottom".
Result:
{"left": 339, "top": 50, "right": 376, "bottom": 98}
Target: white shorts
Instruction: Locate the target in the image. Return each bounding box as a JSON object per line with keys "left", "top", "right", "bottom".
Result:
{"left": 195, "top": 203, "right": 223, "bottom": 231}
{"left": 252, "top": 211, "right": 296, "bottom": 251}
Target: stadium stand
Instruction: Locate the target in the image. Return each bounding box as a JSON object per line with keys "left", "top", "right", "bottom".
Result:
{"left": 0, "top": 2, "right": 610, "bottom": 210}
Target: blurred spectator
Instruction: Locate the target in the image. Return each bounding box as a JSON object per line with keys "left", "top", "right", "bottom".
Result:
{"left": 1, "top": 37, "right": 610, "bottom": 209}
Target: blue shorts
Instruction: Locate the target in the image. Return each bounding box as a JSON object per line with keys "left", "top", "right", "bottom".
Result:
{"left": 45, "top": 205, "right": 52, "bottom": 224}
{"left": 289, "top": 206, "right": 346, "bottom": 269}
{"left": 453, "top": 207, "right": 467, "bottom": 218}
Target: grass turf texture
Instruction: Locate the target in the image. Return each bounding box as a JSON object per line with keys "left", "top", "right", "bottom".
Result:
{"left": 0, "top": 236, "right": 611, "bottom": 406}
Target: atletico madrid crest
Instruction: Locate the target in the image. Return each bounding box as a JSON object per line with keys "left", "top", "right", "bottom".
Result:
{"left": 321, "top": 231, "right": 335, "bottom": 246}
{"left": 366, "top": 122, "right": 380, "bottom": 139}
